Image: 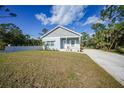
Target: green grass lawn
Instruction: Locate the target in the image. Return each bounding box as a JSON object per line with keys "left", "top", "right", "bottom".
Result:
{"left": 113, "top": 48, "right": 124, "bottom": 55}
{"left": 0, "top": 50, "right": 123, "bottom": 88}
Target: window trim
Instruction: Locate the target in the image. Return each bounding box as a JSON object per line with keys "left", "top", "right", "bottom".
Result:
{"left": 46, "top": 41, "right": 55, "bottom": 47}
{"left": 71, "top": 40, "right": 75, "bottom": 47}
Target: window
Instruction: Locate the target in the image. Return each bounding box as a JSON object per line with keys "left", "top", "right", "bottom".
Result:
{"left": 47, "top": 41, "right": 50, "bottom": 46}
{"left": 67, "top": 40, "right": 70, "bottom": 44}
{"left": 71, "top": 40, "right": 75, "bottom": 47}
{"left": 63, "top": 40, "right": 66, "bottom": 44}
{"left": 51, "top": 41, "right": 54, "bottom": 46}
{"left": 46, "top": 41, "right": 54, "bottom": 46}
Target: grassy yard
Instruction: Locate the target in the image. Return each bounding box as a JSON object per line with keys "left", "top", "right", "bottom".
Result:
{"left": 0, "top": 50, "right": 123, "bottom": 88}
{"left": 111, "top": 48, "right": 124, "bottom": 56}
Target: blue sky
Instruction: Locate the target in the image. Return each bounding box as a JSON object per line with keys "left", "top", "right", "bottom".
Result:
{"left": 0, "top": 5, "right": 104, "bottom": 38}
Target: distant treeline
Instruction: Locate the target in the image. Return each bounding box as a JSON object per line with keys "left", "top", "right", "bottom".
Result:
{"left": 0, "top": 23, "right": 42, "bottom": 49}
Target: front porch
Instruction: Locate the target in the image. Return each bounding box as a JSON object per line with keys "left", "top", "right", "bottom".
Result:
{"left": 42, "top": 36, "right": 81, "bottom": 52}
{"left": 60, "top": 36, "right": 80, "bottom": 52}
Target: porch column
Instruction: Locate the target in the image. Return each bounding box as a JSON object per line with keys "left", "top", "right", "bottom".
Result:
{"left": 79, "top": 36, "right": 81, "bottom": 44}
{"left": 66, "top": 37, "right": 67, "bottom": 50}
{"left": 79, "top": 36, "right": 81, "bottom": 51}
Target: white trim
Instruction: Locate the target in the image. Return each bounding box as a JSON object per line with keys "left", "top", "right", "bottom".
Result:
{"left": 40, "top": 25, "right": 81, "bottom": 38}
{"left": 60, "top": 36, "right": 80, "bottom": 38}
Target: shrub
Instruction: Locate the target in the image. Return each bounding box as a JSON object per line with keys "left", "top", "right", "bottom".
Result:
{"left": 117, "top": 47, "right": 124, "bottom": 54}
{"left": 0, "top": 39, "right": 6, "bottom": 50}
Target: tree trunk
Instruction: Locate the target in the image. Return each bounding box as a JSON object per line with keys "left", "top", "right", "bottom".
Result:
{"left": 114, "top": 41, "right": 118, "bottom": 49}
{"left": 109, "top": 30, "right": 120, "bottom": 51}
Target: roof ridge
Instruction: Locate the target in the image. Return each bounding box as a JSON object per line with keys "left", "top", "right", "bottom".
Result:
{"left": 40, "top": 25, "right": 81, "bottom": 38}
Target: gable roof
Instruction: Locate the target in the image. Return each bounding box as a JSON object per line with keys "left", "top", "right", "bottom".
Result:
{"left": 40, "top": 25, "right": 81, "bottom": 38}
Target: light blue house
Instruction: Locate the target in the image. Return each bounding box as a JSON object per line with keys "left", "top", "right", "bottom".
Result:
{"left": 41, "top": 25, "right": 81, "bottom": 52}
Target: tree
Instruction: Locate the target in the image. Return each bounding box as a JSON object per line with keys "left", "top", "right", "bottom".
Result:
{"left": 101, "top": 5, "right": 124, "bottom": 24}
{"left": 91, "top": 5, "right": 124, "bottom": 51}
{"left": 81, "top": 32, "right": 90, "bottom": 47}
{"left": 40, "top": 28, "right": 48, "bottom": 36}
{"left": 91, "top": 23, "right": 109, "bottom": 49}
{"left": 24, "top": 35, "right": 30, "bottom": 46}
{"left": 0, "top": 23, "right": 43, "bottom": 48}
{"left": 113, "top": 21, "right": 124, "bottom": 48}
{"left": 28, "top": 38, "right": 42, "bottom": 46}
{"left": 101, "top": 5, "right": 124, "bottom": 50}
{"left": 92, "top": 23, "right": 106, "bottom": 32}
{"left": 0, "top": 23, "right": 26, "bottom": 46}
{"left": 0, "top": 39, "right": 6, "bottom": 50}
{"left": 2, "top": 23, "right": 25, "bottom": 46}
{"left": 0, "top": 5, "right": 17, "bottom": 18}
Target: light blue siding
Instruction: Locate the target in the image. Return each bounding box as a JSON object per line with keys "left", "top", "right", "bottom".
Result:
{"left": 42, "top": 37, "right": 60, "bottom": 50}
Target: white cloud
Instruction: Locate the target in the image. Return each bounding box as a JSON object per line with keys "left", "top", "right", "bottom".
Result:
{"left": 82, "top": 15, "right": 103, "bottom": 26}
{"left": 35, "top": 13, "right": 50, "bottom": 25}
{"left": 35, "top": 5, "right": 87, "bottom": 25}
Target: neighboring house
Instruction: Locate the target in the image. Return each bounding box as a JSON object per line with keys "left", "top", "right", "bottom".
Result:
{"left": 41, "top": 25, "right": 81, "bottom": 52}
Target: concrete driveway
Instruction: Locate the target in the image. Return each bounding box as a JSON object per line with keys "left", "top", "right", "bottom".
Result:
{"left": 83, "top": 49, "right": 124, "bottom": 86}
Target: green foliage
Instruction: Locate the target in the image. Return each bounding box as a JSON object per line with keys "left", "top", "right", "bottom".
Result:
{"left": 81, "top": 32, "right": 97, "bottom": 49}
{"left": 0, "top": 39, "right": 6, "bottom": 50}
{"left": 81, "top": 32, "right": 90, "bottom": 47}
{"left": 0, "top": 23, "right": 43, "bottom": 48}
{"left": 92, "top": 23, "right": 106, "bottom": 32}
{"left": 39, "top": 28, "right": 48, "bottom": 36}
{"left": 101, "top": 5, "right": 124, "bottom": 24}
{"left": 90, "top": 5, "right": 124, "bottom": 51}
{"left": 0, "top": 23, "right": 26, "bottom": 46}
{"left": 28, "top": 39, "right": 42, "bottom": 46}
{"left": 117, "top": 47, "right": 124, "bottom": 54}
